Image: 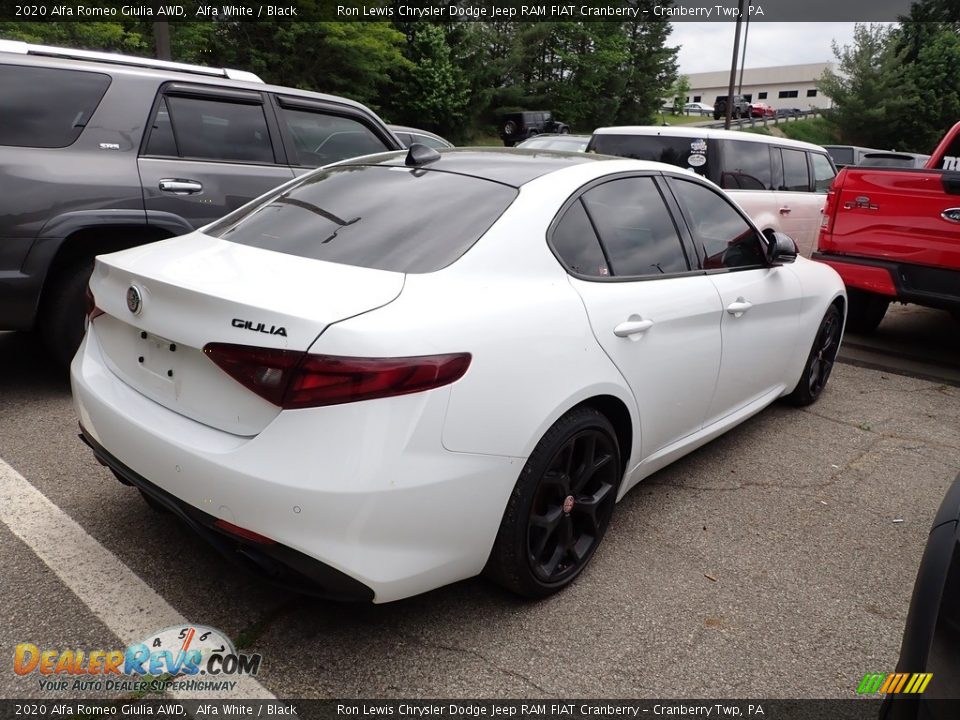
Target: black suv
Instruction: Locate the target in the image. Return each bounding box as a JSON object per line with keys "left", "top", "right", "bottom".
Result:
{"left": 713, "top": 94, "right": 751, "bottom": 120}
{"left": 0, "top": 41, "right": 403, "bottom": 366}
{"left": 499, "top": 111, "right": 569, "bottom": 146}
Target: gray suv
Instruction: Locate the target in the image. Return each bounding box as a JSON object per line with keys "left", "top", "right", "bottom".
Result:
{"left": 0, "top": 41, "right": 403, "bottom": 366}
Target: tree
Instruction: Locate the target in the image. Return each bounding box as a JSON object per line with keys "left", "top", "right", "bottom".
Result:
{"left": 390, "top": 23, "right": 469, "bottom": 135}
{"left": 672, "top": 75, "right": 691, "bottom": 114}
{"left": 818, "top": 24, "right": 917, "bottom": 149}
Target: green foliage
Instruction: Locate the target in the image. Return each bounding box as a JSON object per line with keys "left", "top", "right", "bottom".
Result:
{"left": 820, "top": 5, "right": 960, "bottom": 152}
{"left": 390, "top": 24, "right": 469, "bottom": 135}
{"left": 778, "top": 117, "right": 838, "bottom": 146}
{"left": 671, "top": 75, "right": 691, "bottom": 115}
{"left": 818, "top": 24, "right": 917, "bottom": 150}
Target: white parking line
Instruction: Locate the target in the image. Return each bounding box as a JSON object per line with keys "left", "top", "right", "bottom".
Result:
{"left": 0, "top": 456, "right": 276, "bottom": 700}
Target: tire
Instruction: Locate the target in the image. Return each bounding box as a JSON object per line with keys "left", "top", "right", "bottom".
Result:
{"left": 39, "top": 259, "right": 94, "bottom": 369}
{"left": 484, "top": 407, "right": 621, "bottom": 598}
{"left": 845, "top": 288, "right": 889, "bottom": 334}
{"left": 559, "top": 126, "right": 570, "bottom": 135}
{"left": 714, "top": 112, "right": 722, "bottom": 121}
{"left": 502, "top": 120, "right": 517, "bottom": 137}
{"left": 527, "top": 129, "right": 539, "bottom": 138}
{"left": 784, "top": 304, "right": 843, "bottom": 407}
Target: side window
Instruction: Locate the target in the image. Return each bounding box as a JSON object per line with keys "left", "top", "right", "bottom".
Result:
{"left": 411, "top": 133, "right": 448, "bottom": 150}
{"left": 164, "top": 95, "right": 274, "bottom": 163}
{"left": 278, "top": 107, "right": 390, "bottom": 168}
{"left": 550, "top": 200, "right": 609, "bottom": 278}
{"left": 394, "top": 131, "right": 413, "bottom": 147}
{"left": 144, "top": 97, "right": 177, "bottom": 157}
{"left": 580, "top": 177, "right": 688, "bottom": 277}
{"left": 668, "top": 178, "right": 766, "bottom": 270}
{"left": 780, "top": 148, "right": 811, "bottom": 192}
{"left": 0, "top": 64, "right": 110, "bottom": 148}
{"left": 721, "top": 140, "right": 772, "bottom": 190}
{"left": 810, "top": 153, "right": 836, "bottom": 193}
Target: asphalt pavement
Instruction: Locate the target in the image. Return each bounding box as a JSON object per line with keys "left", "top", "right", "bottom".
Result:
{"left": 1, "top": 314, "right": 958, "bottom": 700}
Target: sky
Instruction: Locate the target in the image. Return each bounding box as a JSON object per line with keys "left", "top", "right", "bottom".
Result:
{"left": 670, "top": 22, "right": 863, "bottom": 75}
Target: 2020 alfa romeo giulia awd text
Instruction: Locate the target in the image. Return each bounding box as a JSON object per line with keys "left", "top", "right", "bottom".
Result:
{"left": 72, "top": 147, "right": 846, "bottom": 603}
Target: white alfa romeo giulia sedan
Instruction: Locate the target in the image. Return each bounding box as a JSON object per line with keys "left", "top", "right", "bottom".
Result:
{"left": 72, "top": 147, "right": 846, "bottom": 603}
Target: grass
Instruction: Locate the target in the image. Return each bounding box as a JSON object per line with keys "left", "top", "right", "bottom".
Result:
{"left": 778, "top": 116, "right": 838, "bottom": 146}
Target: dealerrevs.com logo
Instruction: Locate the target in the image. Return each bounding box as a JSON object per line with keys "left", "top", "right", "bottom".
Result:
{"left": 13, "top": 625, "right": 262, "bottom": 693}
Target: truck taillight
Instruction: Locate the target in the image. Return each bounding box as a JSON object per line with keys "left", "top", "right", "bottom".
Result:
{"left": 203, "top": 343, "right": 471, "bottom": 409}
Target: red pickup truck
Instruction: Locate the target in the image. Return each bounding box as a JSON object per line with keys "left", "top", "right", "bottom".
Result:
{"left": 813, "top": 121, "right": 960, "bottom": 332}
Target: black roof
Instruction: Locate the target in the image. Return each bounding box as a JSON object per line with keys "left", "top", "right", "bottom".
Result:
{"left": 339, "top": 148, "right": 607, "bottom": 188}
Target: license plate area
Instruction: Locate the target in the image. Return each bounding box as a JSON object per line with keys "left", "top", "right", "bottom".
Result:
{"left": 136, "top": 330, "right": 182, "bottom": 392}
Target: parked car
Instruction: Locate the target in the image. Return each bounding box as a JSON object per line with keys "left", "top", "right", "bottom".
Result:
{"left": 814, "top": 121, "right": 960, "bottom": 332}
{"left": 388, "top": 125, "right": 453, "bottom": 150}
{"left": 74, "top": 148, "right": 845, "bottom": 603}
{"left": 0, "top": 40, "right": 403, "bottom": 367}
{"left": 879, "top": 472, "right": 960, "bottom": 719}
{"left": 750, "top": 102, "right": 775, "bottom": 118}
{"left": 683, "top": 102, "right": 714, "bottom": 116}
{"left": 499, "top": 111, "right": 569, "bottom": 146}
{"left": 776, "top": 107, "right": 804, "bottom": 119}
{"left": 823, "top": 144, "right": 884, "bottom": 168}
{"left": 713, "top": 94, "right": 751, "bottom": 120}
{"left": 857, "top": 151, "right": 930, "bottom": 168}
{"left": 587, "top": 125, "right": 838, "bottom": 256}
{"left": 516, "top": 133, "right": 590, "bottom": 152}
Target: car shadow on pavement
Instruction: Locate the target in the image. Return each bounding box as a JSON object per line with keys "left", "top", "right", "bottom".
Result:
{"left": 0, "top": 331, "right": 70, "bottom": 398}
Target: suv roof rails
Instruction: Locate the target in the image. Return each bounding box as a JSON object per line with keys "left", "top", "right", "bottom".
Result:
{"left": 0, "top": 39, "right": 263, "bottom": 83}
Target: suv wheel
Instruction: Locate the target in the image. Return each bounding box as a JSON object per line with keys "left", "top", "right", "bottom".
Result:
{"left": 39, "top": 259, "right": 94, "bottom": 369}
{"left": 502, "top": 120, "right": 517, "bottom": 137}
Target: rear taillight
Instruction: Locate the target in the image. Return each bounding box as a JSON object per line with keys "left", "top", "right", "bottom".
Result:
{"left": 203, "top": 343, "right": 471, "bottom": 409}
{"left": 84, "top": 284, "right": 105, "bottom": 327}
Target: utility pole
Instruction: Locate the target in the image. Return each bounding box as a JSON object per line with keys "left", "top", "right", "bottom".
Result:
{"left": 154, "top": 22, "right": 171, "bottom": 61}
{"left": 724, "top": 0, "right": 747, "bottom": 130}
{"left": 738, "top": 1, "right": 752, "bottom": 96}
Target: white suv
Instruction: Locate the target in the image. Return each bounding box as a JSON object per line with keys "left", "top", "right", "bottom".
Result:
{"left": 588, "top": 126, "right": 837, "bottom": 256}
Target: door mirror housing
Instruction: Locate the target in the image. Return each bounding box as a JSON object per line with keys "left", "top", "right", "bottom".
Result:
{"left": 763, "top": 229, "right": 799, "bottom": 265}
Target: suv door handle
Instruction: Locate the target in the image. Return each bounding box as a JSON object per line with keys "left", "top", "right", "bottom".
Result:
{"left": 613, "top": 318, "right": 654, "bottom": 338}
{"left": 159, "top": 179, "right": 203, "bottom": 194}
{"left": 779, "top": 206, "right": 792, "bottom": 215}
{"left": 726, "top": 299, "right": 753, "bottom": 317}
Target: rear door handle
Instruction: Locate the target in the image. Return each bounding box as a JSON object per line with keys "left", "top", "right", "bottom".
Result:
{"left": 726, "top": 299, "right": 753, "bottom": 317}
{"left": 614, "top": 318, "right": 654, "bottom": 338}
{"left": 779, "top": 206, "right": 792, "bottom": 215}
{"left": 941, "top": 208, "right": 960, "bottom": 223}
{"left": 159, "top": 179, "right": 203, "bottom": 194}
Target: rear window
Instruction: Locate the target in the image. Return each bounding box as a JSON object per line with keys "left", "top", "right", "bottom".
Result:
{"left": 0, "top": 64, "right": 110, "bottom": 148}
{"left": 589, "top": 134, "right": 711, "bottom": 178}
{"left": 207, "top": 165, "right": 517, "bottom": 273}
{"left": 826, "top": 147, "right": 854, "bottom": 165}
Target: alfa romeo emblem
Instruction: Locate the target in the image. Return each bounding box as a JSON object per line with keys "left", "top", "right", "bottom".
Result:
{"left": 126, "top": 285, "right": 143, "bottom": 315}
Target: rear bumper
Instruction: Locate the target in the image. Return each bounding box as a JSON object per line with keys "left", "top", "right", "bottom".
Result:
{"left": 812, "top": 252, "right": 960, "bottom": 310}
{"left": 71, "top": 327, "right": 523, "bottom": 603}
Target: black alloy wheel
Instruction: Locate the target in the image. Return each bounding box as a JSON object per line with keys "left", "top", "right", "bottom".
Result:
{"left": 527, "top": 429, "right": 618, "bottom": 584}
{"left": 485, "top": 407, "right": 621, "bottom": 598}
{"left": 785, "top": 304, "right": 843, "bottom": 406}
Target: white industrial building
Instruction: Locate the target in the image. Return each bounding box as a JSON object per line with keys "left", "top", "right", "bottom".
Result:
{"left": 680, "top": 63, "right": 835, "bottom": 111}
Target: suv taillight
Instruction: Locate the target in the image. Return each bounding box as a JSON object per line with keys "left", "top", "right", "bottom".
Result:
{"left": 203, "top": 343, "right": 471, "bottom": 409}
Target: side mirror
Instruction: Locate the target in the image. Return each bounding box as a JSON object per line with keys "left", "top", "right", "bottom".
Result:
{"left": 763, "top": 229, "right": 799, "bottom": 265}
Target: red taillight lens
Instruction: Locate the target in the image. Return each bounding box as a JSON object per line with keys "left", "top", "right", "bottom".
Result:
{"left": 203, "top": 343, "right": 471, "bottom": 409}
{"left": 84, "top": 284, "right": 105, "bottom": 325}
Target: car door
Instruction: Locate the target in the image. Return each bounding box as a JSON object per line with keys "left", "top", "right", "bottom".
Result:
{"left": 555, "top": 175, "right": 723, "bottom": 460}
{"left": 666, "top": 175, "right": 802, "bottom": 426}
{"left": 271, "top": 95, "right": 397, "bottom": 176}
{"left": 773, "top": 146, "right": 823, "bottom": 256}
{"left": 138, "top": 85, "right": 295, "bottom": 231}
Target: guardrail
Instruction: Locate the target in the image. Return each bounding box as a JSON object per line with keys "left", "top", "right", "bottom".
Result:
{"left": 696, "top": 109, "right": 821, "bottom": 130}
